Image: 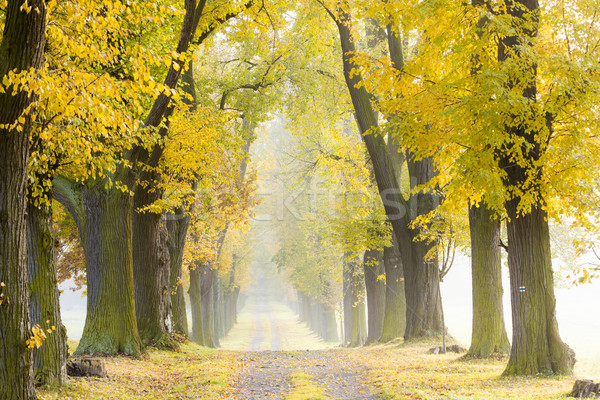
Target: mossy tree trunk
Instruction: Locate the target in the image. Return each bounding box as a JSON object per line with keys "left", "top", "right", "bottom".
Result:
{"left": 363, "top": 249, "right": 385, "bottom": 344}
{"left": 132, "top": 171, "right": 173, "bottom": 348}
{"left": 496, "top": 0, "right": 574, "bottom": 375}
{"left": 188, "top": 261, "right": 204, "bottom": 345}
{"left": 26, "top": 199, "right": 68, "bottom": 386}
{"left": 403, "top": 156, "right": 443, "bottom": 339}
{"left": 166, "top": 210, "right": 191, "bottom": 338}
{"left": 0, "top": 1, "right": 47, "bottom": 398}
{"left": 54, "top": 176, "right": 142, "bottom": 356}
{"left": 503, "top": 201, "right": 574, "bottom": 374}
{"left": 380, "top": 241, "right": 406, "bottom": 342}
{"left": 467, "top": 203, "right": 510, "bottom": 357}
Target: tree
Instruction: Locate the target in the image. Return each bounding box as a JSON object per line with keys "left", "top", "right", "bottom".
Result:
{"left": 320, "top": 0, "right": 443, "bottom": 339}
{"left": 495, "top": 0, "right": 574, "bottom": 375}
{"left": 0, "top": 0, "right": 47, "bottom": 398}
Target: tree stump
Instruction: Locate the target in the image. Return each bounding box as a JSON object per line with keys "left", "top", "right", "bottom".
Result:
{"left": 570, "top": 380, "right": 600, "bottom": 398}
{"left": 66, "top": 358, "right": 107, "bottom": 378}
{"left": 428, "top": 344, "right": 466, "bottom": 354}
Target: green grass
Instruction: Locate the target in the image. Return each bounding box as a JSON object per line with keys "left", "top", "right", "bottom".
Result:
{"left": 285, "top": 372, "right": 332, "bottom": 400}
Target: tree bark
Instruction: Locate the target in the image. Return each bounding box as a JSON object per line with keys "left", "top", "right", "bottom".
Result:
{"left": 363, "top": 249, "right": 385, "bottom": 344}
{"left": 132, "top": 174, "right": 173, "bottom": 348}
{"left": 0, "top": 1, "right": 47, "bottom": 398}
{"left": 27, "top": 200, "right": 68, "bottom": 386}
{"left": 381, "top": 241, "right": 406, "bottom": 342}
{"left": 54, "top": 177, "right": 143, "bottom": 356}
{"left": 188, "top": 261, "right": 205, "bottom": 345}
{"left": 404, "top": 156, "right": 443, "bottom": 339}
{"left": 166, "top": 210, "right": 191, "bottom": 338}
{"left": 467, "top": 203, "right": 510, "bottom": 357}
{"left": 503, "top": 201, "right": 574, "bottom": 374}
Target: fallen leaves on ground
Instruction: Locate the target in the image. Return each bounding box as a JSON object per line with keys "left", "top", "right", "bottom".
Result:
{"left": 38, "top": 343, "right": 239, "bottom": 400}
{"left": 347, "top": 339, "right": 576, "bottom": 400}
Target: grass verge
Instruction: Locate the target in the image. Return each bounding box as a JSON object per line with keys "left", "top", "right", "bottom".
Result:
{"left": 38, "top": 342, "right": 238, "bottom": 400}
{"left": 346, "top": 340, "right": 576, "bottom": 400}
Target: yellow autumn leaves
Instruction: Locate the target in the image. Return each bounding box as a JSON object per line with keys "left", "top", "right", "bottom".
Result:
{"left": 0, "top": 281, "right": 5, "bottom": 306}
{"left": 25, "top": 321, "right": 57, "bottom": 349}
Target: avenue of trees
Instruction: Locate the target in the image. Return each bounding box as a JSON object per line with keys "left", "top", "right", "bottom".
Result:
{"left": 1, "top": 0, "right": 600, "bottom": 398}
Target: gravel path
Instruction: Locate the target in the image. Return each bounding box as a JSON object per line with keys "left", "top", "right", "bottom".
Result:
{"left": 221, "top": 294, "right": 379, "bottom": 399}
{"left": 226, "top": 350, "right": 379, "bottom": 400}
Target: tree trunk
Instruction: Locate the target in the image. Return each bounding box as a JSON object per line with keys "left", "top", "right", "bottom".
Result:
{"left": 323, "top": 304, "right": 339, "bottom": 343}
{"left": 132, "top": 175, "right": 173, "bottom": 348}
{"left": 310, "top": 298, "right": 319, "bottom": 332}
{"left": 27, "top": 200, "right": 68, "bottom": 386}
{"left": 188, "top": 261, "right": 204, "bottom": 345}
{"left": 349, "top": 300, "right": 366, "bottom": 347}
{"left": 74, "top": 183, "right": 142, "bottom": 356}
{"left": 201, "top": 266, "right": 217, "bottom": 347}
{"left": 467, "top": 203, "right": 510, "bottom": 357}
{"left": 223, "top": 292, "right": 233, "bottom": 334}
{"left": 0, "top": 0, "right": 47, "bottom": 398}
{"left": 297, "top": 291, "right": 304, "bottom": 321}
{"left": 317, "top": 303, "right": 325, "bottom": 339}
{"left": 496, "top": 0, "right": 574, "bottom": 376}
{"left": 166, "top": 210, "right": 190, "bottom": 338}
{"left": 213, "top": 276, "right": 223, "bottom": 343}
{"left": 343, "top": 260, "right": 353, "bottom": 344}
{"left": 404, "top": 156, "right": 443, "bottom": 339}
{"left": 363, "top": 249, "right": 385, "bottom": 344}
{"left": 232, "top": 286, "right": 240, "bottom": 325}
{"left": 301, "top": 293, "right": 311, "bottom": 325}
{"left": 381, "top": 241, "right": 406, "bottom": 342}
{"left": 344, "top": 255, "right": 366, "bottom": 347}
{"left": 404, "top": 238, "right": 442, "bottom": 339}
{"left": 503, "top": 201, "right": 574, "bottom": 375}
